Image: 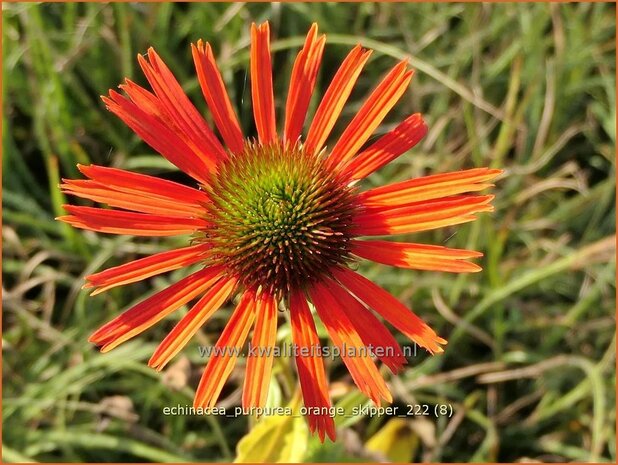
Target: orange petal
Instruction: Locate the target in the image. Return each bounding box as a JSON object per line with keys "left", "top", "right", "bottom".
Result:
{"left": 250, "top": 22, "right": 277, "bottom": 144}
{"left": 58, "top": 205, "right": 208, "bottom": 236}
{"left": 118, "top": 77, "right": 224, "bottom": 173}
{"left": 326, "top": 61, "right": 413, "bottom": 170}
{"left": 60, "top": 179, "right": 204, "bottom": 218}
{"left": 77, "top": 164, "right": 210, "bottom": 205}
{"left": 354, "top": 195, "right": 495, "bottom": 236}
{"left": 102, "top": 91, "right": 213, "bottom": 184}
{"left": 192, "top": 40, "right": 245, "bottom": 153}
{"left": 351, "top": 240, "right": 483, "bottom": 273}
{"left": 85, "top": 243, "right": 212, "bottom": 295}
{"left": 304, "top": 45, "right": 372, "bottom": 156}
{"left": 89, "top": 266, "right": 224, "bottom": 352}
{"left": 284, "top": 23, "right": 326, "bottom": 144}
{"left": 149, "top": 276, "right": 237, "bottom": 371}
{"left": 358, "top": 168, "right": 503, "bottom": 206}
{"left": 309, "top": 281, "right": 392, "bottom": 405}
{"left": 119, "top": 79, "right": 164, "bottom": 119}
{"left": 289, "top": 289, "right": 336, "bottom": 442}
{"left": 138, "top": 48, "right": 228, "bottom": 162}
{"left": 333, "top": 268, "right": 447, "bottom": 354}
{"left": 341, "top": 113, "right": 427, "bottom": 180}
{"left": 324, "top": 280, "right": 407, "bottom": 374}
{"left": 242, "top": 293, "right": 278, "bottom": 409}
{"left": 194, "top": 289, "right": 257, "bottom": 408}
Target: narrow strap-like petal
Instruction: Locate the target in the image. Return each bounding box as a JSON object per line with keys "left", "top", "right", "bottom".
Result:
{"left": 304, "top": 45, "right": 372, "bottom": 156}
{"left": 324, "top": 280, "right": 407, "bottom": 374}
{"left": 333, "top": 268, "right": 447, "bottom": 354}
{"left": 63, "top": 163, "right": 210, "bottom": 218}
{"left": 119, "top": 79, "right": 165, "bottom": 119}
{"left": 77, "top": 164, "right": 210, "bottom": 205}
{"left": 242, "top": 293, "right": 278, "bottom": 409}
{"left": 351, "top": 240, "right": 483, "bottom": 273}
{"left": 118, "top": 76, "right": 225, "bottom": 173}
{"left": 309, "top": 281, "right": 392, "bottom": 405}
{"left": 354, "top": 195, "right": 495, "bottom": 236}
{"left": 289, "top": 289, "right": 336, "bottom": 442}
{"left": 284, "top": 23, "right": 326, "bottom": 144}
{"left": 85, "top": 243, "right": 212, "bottom": 295}
{"left": 358, "top": 168, "right": 503, "bottom": 206}
{"left": 149, "top": 276, "right": 237, "bottom": 371}
{"left": 250, "top": 22, "right": 277, "bottom": 144}
{"left": 58, "top": 205, "right": 209, "bottom": 236}
{"left": 341, "top": 113, "right": 427, "bottom": 181}
{"left": 138, "top": 48, "right": 228, "bottom": 162}
{"left": 102, "top": 91, "right": 213, "bottom": 184}
{"left": 60, "top": 179, "right": 204, "bottom": 218}
{"left": 192, "top": 40, "right": 245, "bottom": 153}
{"left": 194, "top": 289, "right": 257, "bottom": 408}
{"left": 326, "top": 61, "right": 413, "bottom": 171}
{"left": 89, "top": 266, "right": 224, "bottom": 352}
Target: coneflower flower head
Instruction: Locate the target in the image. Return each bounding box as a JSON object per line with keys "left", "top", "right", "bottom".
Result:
{"left": 59, "top": 21, "right": 501, "bottom": 442}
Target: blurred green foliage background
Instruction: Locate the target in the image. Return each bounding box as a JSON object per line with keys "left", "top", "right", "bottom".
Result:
{"left": 2, "top": 2, "right": 616, "bottom": 462}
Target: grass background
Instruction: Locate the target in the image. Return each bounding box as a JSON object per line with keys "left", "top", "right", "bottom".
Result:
{"left": 2, "top": 2, "right": 616, "bottom": 462}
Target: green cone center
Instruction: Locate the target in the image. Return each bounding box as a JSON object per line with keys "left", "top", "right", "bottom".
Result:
{"left": 202, "top": 142, "right": 359, "bottom": 296}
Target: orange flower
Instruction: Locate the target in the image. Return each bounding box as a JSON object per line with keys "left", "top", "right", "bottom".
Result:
{"left": 59, "top": 22, "right": 501, "bottom": 442}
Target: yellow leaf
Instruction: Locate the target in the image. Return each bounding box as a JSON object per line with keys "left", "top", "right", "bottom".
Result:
{"left": 366, "top": 418, "right": 418, "bottom": 463}
{"left": 235, "top": 392, "right": 308, "bottom": 463}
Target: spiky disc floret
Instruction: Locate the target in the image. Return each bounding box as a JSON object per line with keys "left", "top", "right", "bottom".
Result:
{"left": 201, "top": 142, "right": 360, "bottom": 297}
